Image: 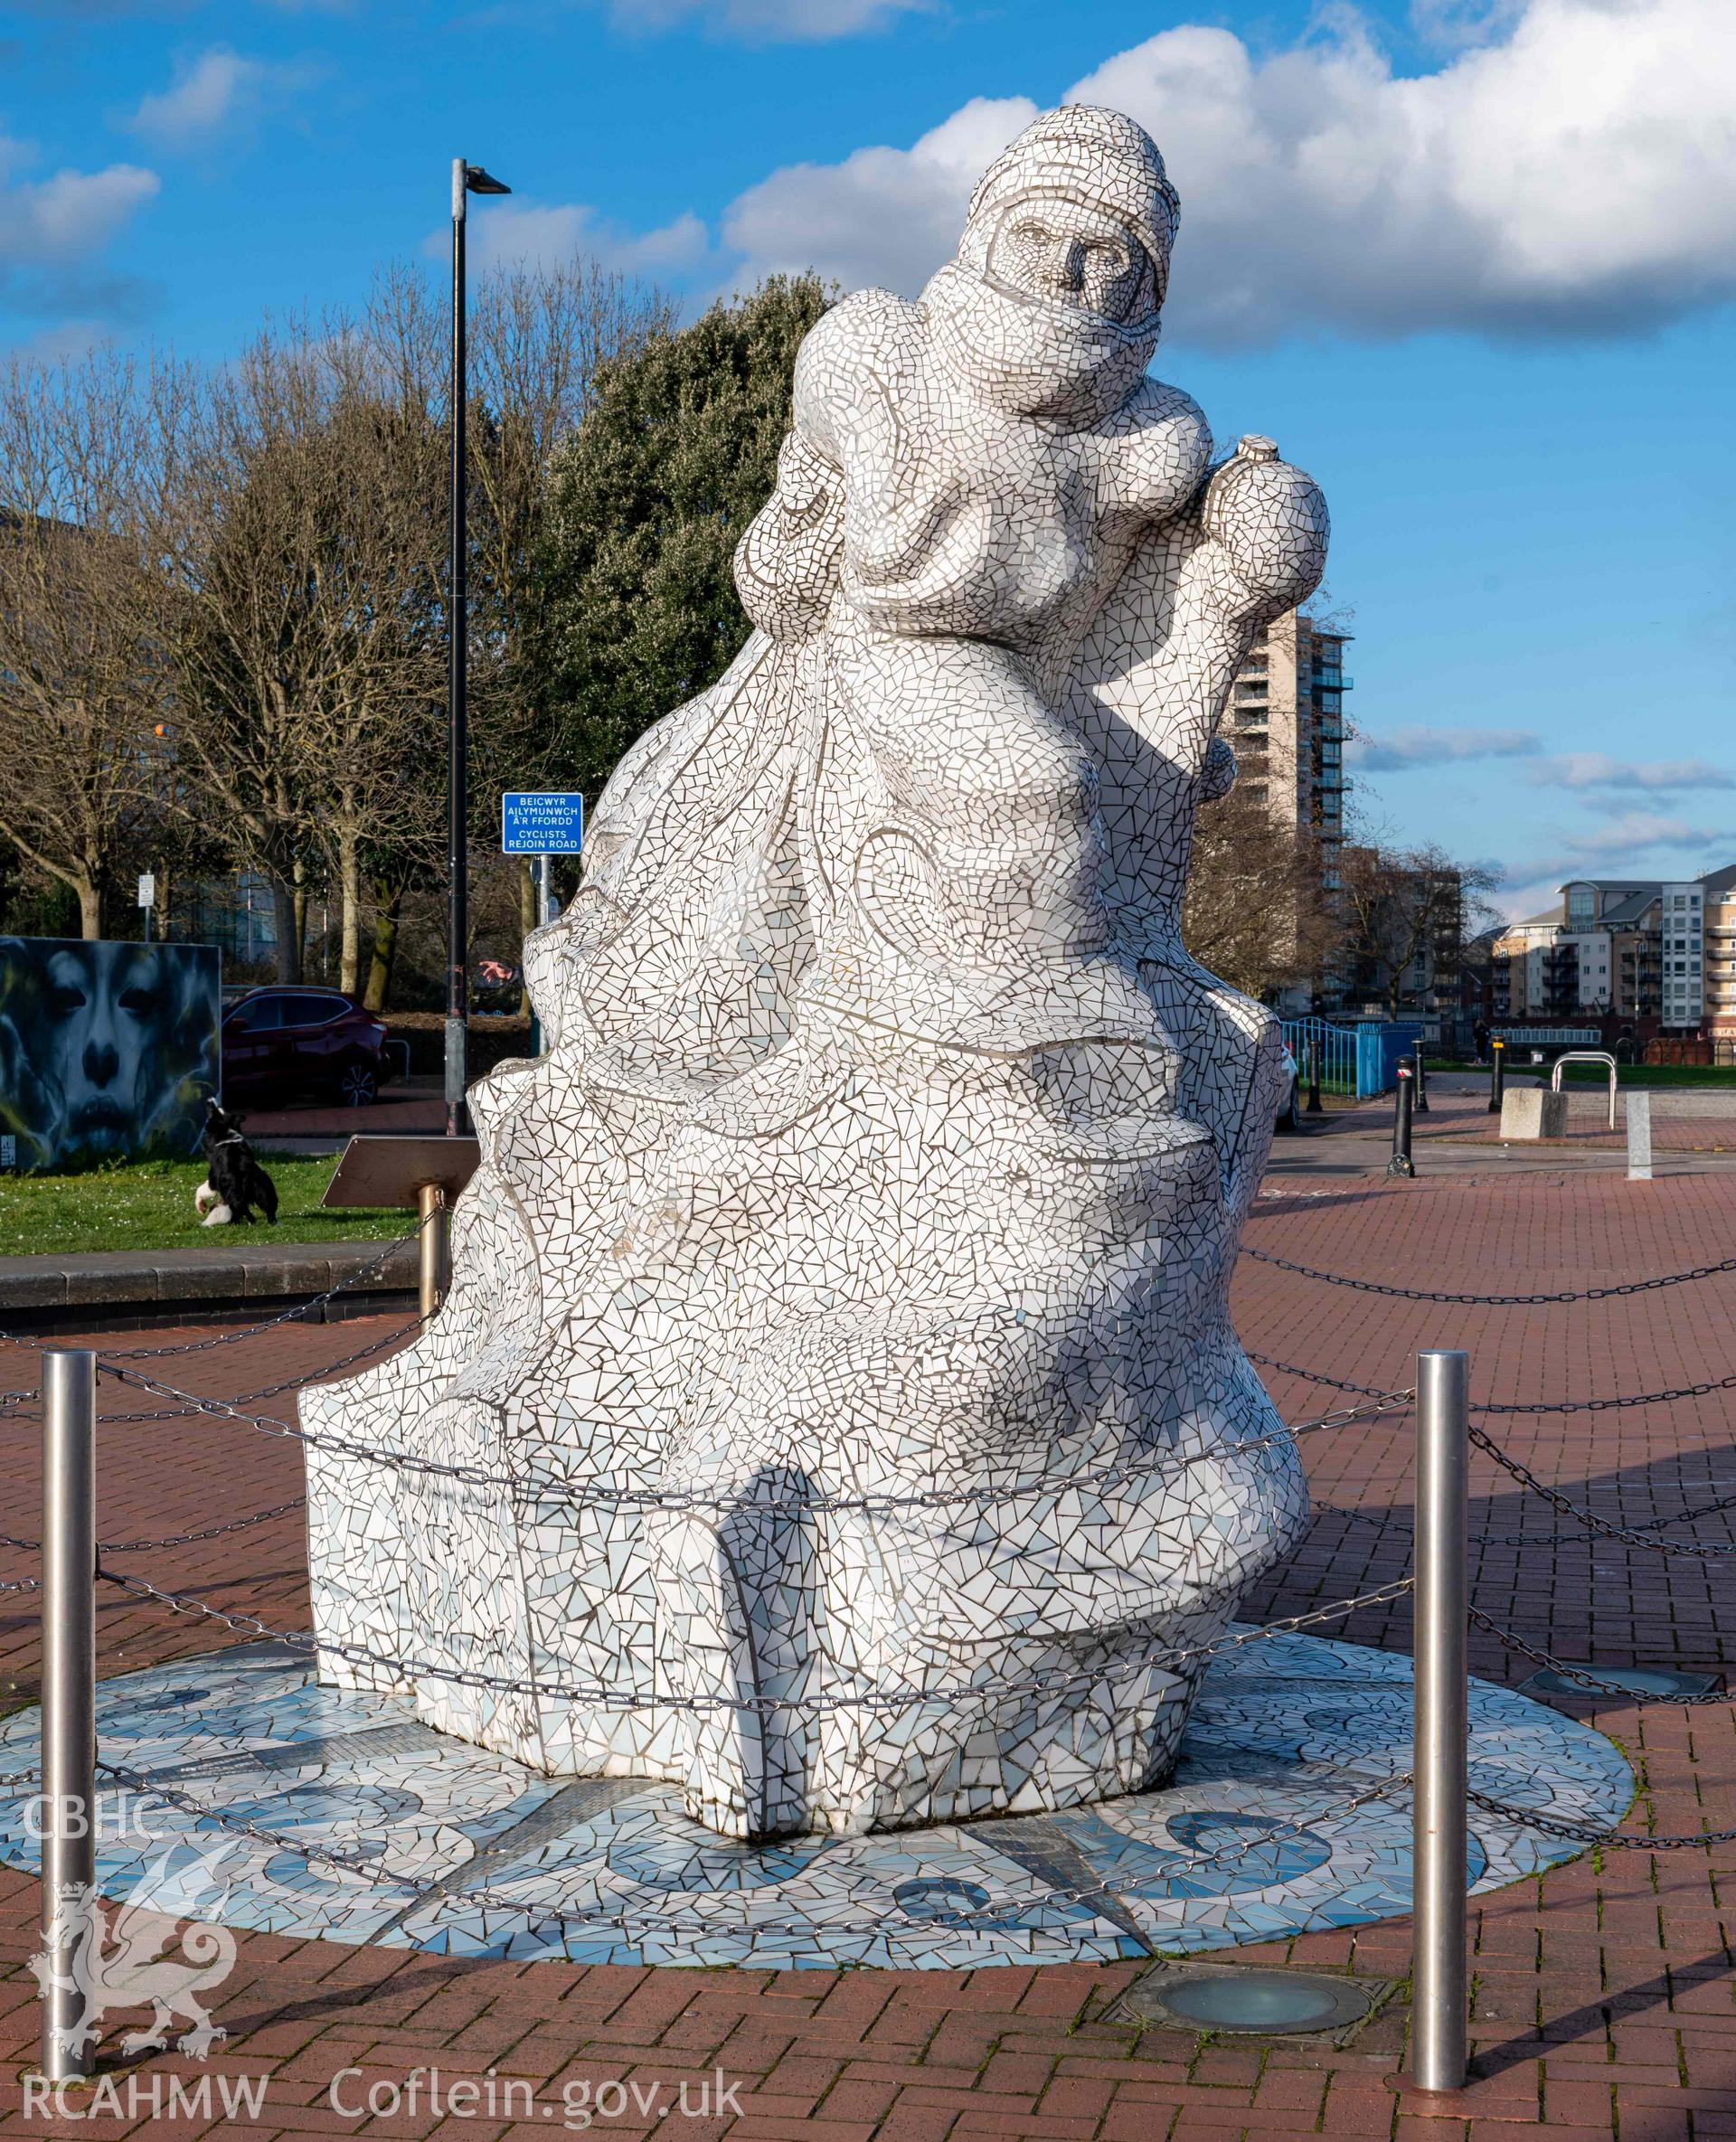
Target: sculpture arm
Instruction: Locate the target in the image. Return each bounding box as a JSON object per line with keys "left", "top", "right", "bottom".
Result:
{"left": 734, "top": 429, "right": 844, "bottom": 641}
{"left": 1071, "top": 434, "right": 1330, "bottom": 901}
{"left": 1063, "top": 436, "right": 1327, "bottom": 1229}
{"left": 788, "top": 288, "right": 915, "bottom": 470}
{"left": 1096, "top": 377, "right": 1213, "bottom": 531}
{"left": 733, "top": 289, "right": 920, "bottom": 642}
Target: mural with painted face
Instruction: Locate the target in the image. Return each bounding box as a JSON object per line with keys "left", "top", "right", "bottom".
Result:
{"left": 0, "top": 939, "right": 219, "bottom": 1172}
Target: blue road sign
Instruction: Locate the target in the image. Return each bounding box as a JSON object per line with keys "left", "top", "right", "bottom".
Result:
{"left": 501, "top": 791, "right": 585, "bottom": 854}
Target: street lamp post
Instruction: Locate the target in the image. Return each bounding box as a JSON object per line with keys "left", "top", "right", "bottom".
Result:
{"left": 447, "top": 156, "right": 512, "bottom": 1137}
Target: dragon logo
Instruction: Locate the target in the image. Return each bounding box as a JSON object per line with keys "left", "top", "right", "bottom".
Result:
{"left": 28, "top": 1858, "right": 237, "bottom": 2061}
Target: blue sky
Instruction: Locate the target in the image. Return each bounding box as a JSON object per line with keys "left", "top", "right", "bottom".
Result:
{"left": 3, "top": 0, "right": 1732, "bottom": 919}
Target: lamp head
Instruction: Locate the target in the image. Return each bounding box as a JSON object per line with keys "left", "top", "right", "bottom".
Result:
{"left": 465, "top": 165, "right": 513, "bottom": 196}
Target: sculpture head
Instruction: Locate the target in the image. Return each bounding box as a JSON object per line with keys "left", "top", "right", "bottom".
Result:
{"left": 927, "top": 106, "right": 1180, "bottom": 424}
{"left": 965, "top": 106, "right": 1177, "bottom": 326}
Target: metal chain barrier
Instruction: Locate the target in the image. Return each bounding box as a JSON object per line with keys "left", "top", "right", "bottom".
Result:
{"left": 6, "top": 1254, "right": 1733, "bottom": 2060}
{"left": 0, "top": 1324, "right": 429, "bottom": 1555}
{"left": 1466, "top": 1787, "right": 1736, "bottom": 1851}
{"left": 98, "top": 1360, "right": 1404, "bottom": 1518}
{"left": 2, "top": 1499, "right": 309, "bottom": 1558}
{"left": 1326, "top": 1499, "right": 1736, "bottom": 1552}
{"left": 1479, "top": 1372, "right": 1736, "bottom": 1415}
{"left": 100, "top": 1499, "right": 310, "bottom": 1554}
{"left": 1239, "top": 1241, "right": 1736, "bottom": 1306}
{"left": 10, "top": 1252, "right": 1734, "bottom": 2102}
{"left": 92, "top": 1757, "right": 438, "bottom": 1886}
{"left": 1247, "top": 1352, "right": 1415, "bottom": 1401}
{"left": 93, "top": 1562, "right": 1414, "bottom": 1714}
{"left": 0, "top": 1231, "right": 418, "bottom": 1359}
{"left": 1466, "top": 1608, "right": 1730, "bottom": 1703}
{"left": 86, "top": 1314, "right": 429, "bottom": 1428}
{"left": 1467, "top": 1424, "right": 1736, "bottom": 1558}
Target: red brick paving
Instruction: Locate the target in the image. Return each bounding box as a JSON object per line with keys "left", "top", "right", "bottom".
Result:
{"left": 1, "top": 1170, "right": 1734, "bottom": 2137}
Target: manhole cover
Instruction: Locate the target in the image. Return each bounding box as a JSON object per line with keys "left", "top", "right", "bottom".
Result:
{"left": 1110, "top": 1963, "right": 1392, "bottom": 2043}
{"left": 1521, "top": 1665, "right": 1720, "bottom": 1701}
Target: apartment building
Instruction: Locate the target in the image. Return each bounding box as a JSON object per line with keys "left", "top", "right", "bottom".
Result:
{"left": 1224, "top": 610, "right": 1350, "bottom": 868}
{"left": 1690, "top": 864, "right": 1736, "bottom": 1040}
{"left": 1494, "top": 865, "right": 1736, "bottom": 1033}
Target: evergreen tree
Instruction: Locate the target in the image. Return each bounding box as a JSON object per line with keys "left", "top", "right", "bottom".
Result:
{"left": 524, "top": 275, "right": 830, "bottom": 800}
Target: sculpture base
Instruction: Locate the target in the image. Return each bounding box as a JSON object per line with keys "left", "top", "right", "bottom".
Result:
{"left": 0, "top": 1634, "right": 1630, "bottom": 1970}
{"left": 305, "top": 1044, "right": 1307, "bottom": 1842}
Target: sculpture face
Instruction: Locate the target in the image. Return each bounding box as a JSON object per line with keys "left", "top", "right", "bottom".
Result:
{"left": 929, "top": 116, "right": 1176, "bottom": 425}
{"left": 986, "top": 196, "right": 1149, "bottom": 323}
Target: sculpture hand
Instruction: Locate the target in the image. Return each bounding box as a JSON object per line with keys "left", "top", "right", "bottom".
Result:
{"left": 1196, "top": 435, "right": 1329, "bottom": 627}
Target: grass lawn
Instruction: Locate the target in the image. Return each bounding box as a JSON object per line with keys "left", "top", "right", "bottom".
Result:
{"left": 0, "top": 1158, "right": 408, "bottom": 1258}
{"left": 1554, "top": 1062, "right": 1736, "bottom": 1086}
{"left": 1454, "top": 1062, "right": 1736, "bottom": 1087}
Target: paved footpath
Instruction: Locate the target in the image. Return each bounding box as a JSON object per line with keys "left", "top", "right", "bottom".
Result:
{"left": 1272, "top": 1075, "right": 1736, "bottom": 1180}
{"left": 1, "top": 1169, "right": 1734, "bottom": 2138}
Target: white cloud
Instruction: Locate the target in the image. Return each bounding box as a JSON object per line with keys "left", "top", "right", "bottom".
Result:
{"left": 612, "top": 0, "right": 926, "bottom": 35}
{"left": 1347, "top": 725, "right": 1541, "bottom": 769}
{"left": 723, "top": 96, "right": 1036, "bottom": 295}
{"left": 1498, "top": 810, "right": 1734, "bottom": 916}
{"left": 449, "top": 199, "right": 712, "bottom": 281}
{"left": 126, "top": 47, "right": 315, "bottom": 150}
{"left": 1533, "top": 752, "right": 1736, "bottom": 792}
{"left": 1555, "top": 810, "right": 1728, "bottom": 858}
{"left": 717, "top": 0, "right": 1736, "bottom": 345}
{"left": 0, "top": 136, "right": 158, "bottom": 274}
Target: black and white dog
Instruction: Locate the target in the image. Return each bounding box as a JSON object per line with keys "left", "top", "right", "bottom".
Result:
{"left": 194, "top": 1099, "right": 279, "bottom": 1226}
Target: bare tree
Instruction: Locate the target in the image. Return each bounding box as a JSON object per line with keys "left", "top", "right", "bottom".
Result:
{"left": 300, "top": 344, "right": 448, "bottom": 996}
{"left": 157, "top": 255, "right": 668, "bottom": 1000}
{"left": 165, "top": 320, "right": 450, "bottom": 989}
{"left": 0, "top": 350, "right": 184, "bottom": 937}
{"left": 1184, "top": 781, "right": 1342, "bottom": 1001}
{"left": 161, "top": 327, "right": 337, "bottom": 979}
{"left": 1336, "top": 839, "right": 1498, "bottom": 1016}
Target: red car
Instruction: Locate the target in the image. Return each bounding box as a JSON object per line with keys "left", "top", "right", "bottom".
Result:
{"left": 221, "top": 988, "right": 392, "bottom": 1108}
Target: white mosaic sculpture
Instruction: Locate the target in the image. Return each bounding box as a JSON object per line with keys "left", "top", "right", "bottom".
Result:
{"left": 305, "top": 106, "right": 1330, "bottom": 1843}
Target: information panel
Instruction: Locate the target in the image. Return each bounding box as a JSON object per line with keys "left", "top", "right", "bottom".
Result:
{"left": 501, "top": 791, "right": 585, "bottom": 854}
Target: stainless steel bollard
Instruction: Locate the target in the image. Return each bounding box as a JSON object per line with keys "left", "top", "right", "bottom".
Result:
{"left": 40, "top": 1349, "right": 97, "bottom": 2081}
{"left": 1411, "top": 1349, "right": 1469, "bottom": 2093}
{"left": 417, "top": 1181, "right": 450, "bottom": 1319}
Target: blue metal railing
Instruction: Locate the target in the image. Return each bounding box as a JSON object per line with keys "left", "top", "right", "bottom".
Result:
{"left": 1281, "top": 1016, "right": 1421, "bottom": 1099}
{"left": 1280, "top": 1015, "right": 1360, "bottom": 1098}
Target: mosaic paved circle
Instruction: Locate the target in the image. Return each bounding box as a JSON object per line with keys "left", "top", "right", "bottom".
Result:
{"left": 0, "top": 1635, "right": 1630, "bottom": 1970}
